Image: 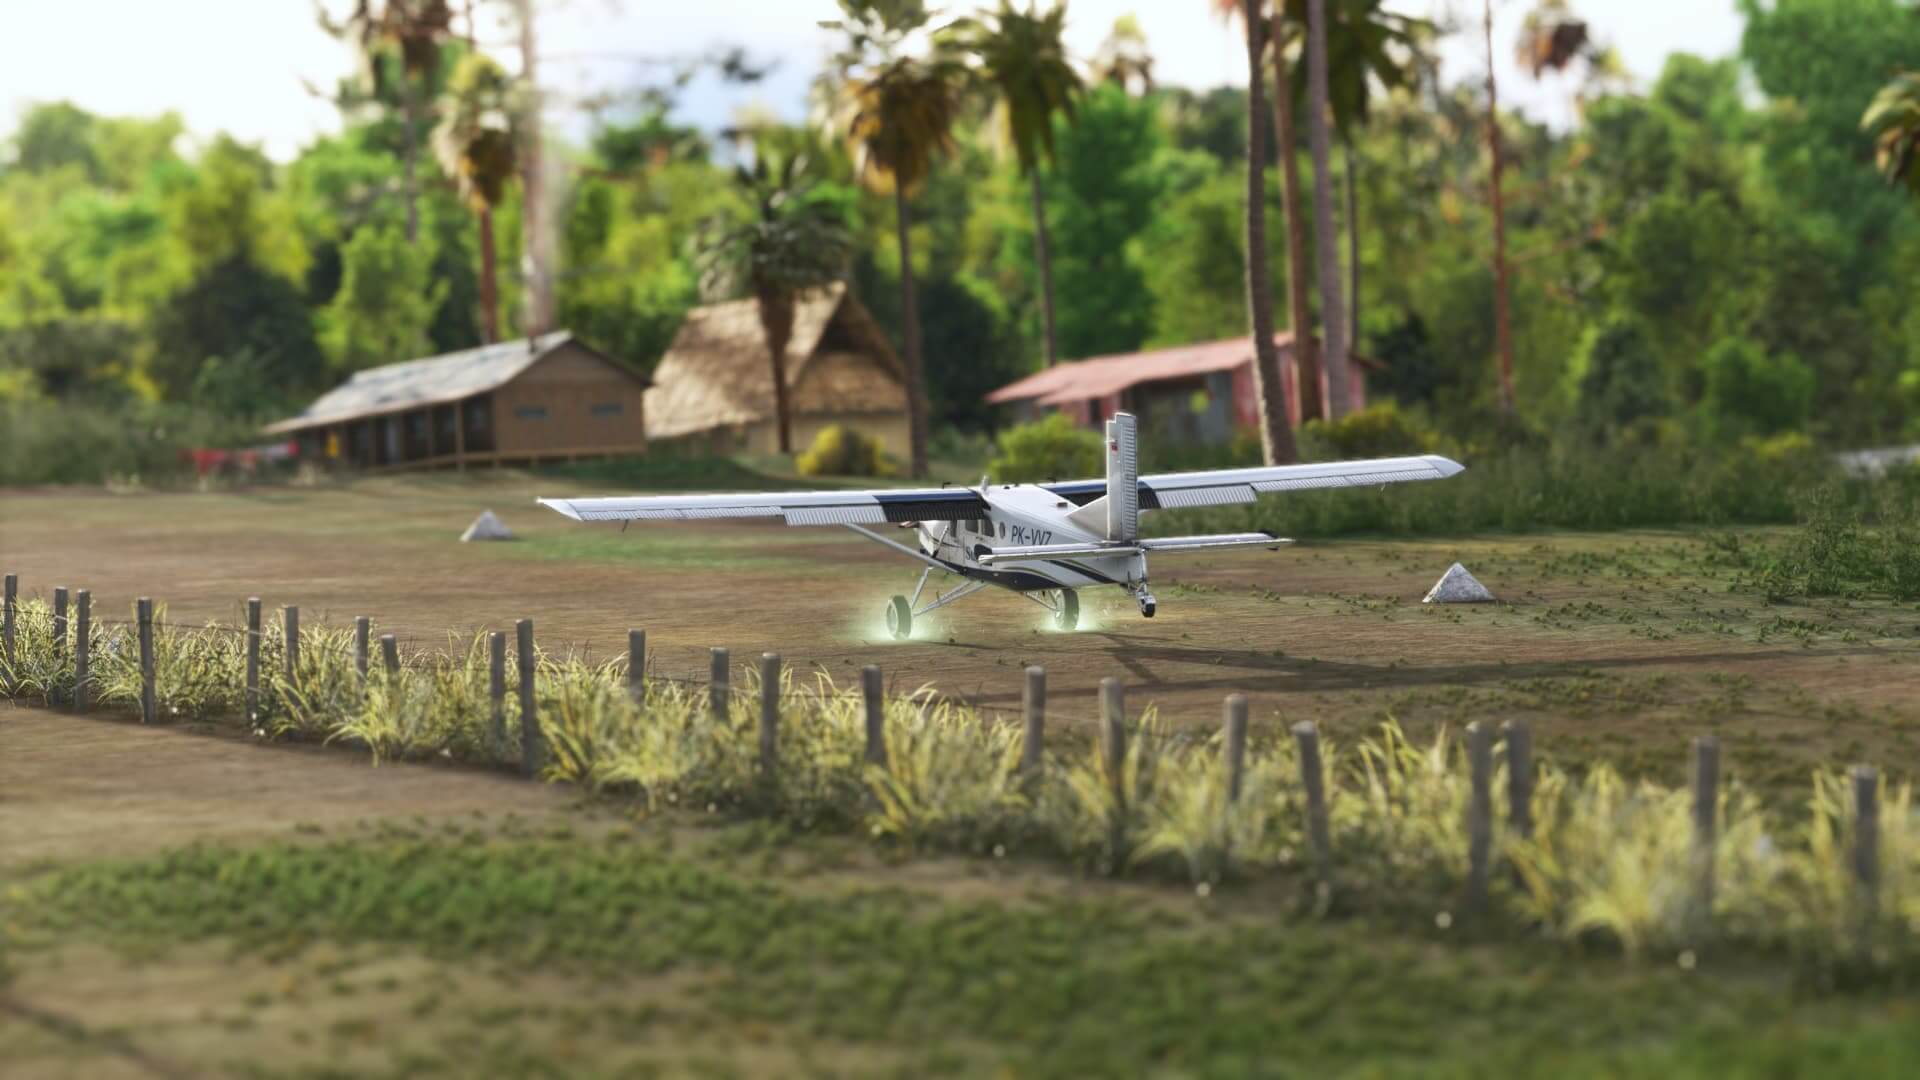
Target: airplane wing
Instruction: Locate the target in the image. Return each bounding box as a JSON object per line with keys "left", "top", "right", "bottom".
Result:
{"left": 1043, "top": 454, "right": 1465, "bottom": 511}
{"left": 537, "top": 485, "right": 991, "bottom": 526}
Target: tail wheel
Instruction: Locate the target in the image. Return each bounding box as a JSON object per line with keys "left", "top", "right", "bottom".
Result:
{"left": 886, "top": 595, "right": 912, "bottom": 640}
{"left": 1055, "top": 589, "right": 1080, "bottom": 631}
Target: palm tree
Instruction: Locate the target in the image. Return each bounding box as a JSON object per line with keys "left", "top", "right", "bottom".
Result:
{"left": 1303, "top": 0, "right": 1349, "bottom": 418}
{"left": 696, "top": 138, "right": 856, "bottom": 454}
{"left": 1863, "top": 72, "right": 1920, "bottom": 196}
{"left": 1238, "top": 2, "right": 1300, "bottom": 465}
{"left": 823, "top": 2, "right": 966, "bottom": 478}
{"left": 1212, "top": 0, "right": 1322, "bottom": 423}
{"left": 953, "top": 1, "right": 1081, "bottom": 369}
{"left": 433, "top": 52, "right": 518, "bottom": 343}
{"left": 1089, "top": 15, "right": 1156, "bottom": 94}
{"left": 321, "top": 0, "right": 454, "bottom": 245}
{"left": 1484, "top": 0, "right": 1515, "bottom": 413}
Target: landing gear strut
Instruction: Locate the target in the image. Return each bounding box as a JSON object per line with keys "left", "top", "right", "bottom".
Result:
{"left": 1134, "top": 586, "right": 1156, "bottom": 619}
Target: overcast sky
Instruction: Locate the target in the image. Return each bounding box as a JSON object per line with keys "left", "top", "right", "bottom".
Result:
{"left": 0, "top": 1, "right": 1746, "bottom": 162}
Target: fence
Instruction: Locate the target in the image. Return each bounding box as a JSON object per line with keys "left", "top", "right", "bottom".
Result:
{"left": 0, "top": 571, "right": 1910, "bottom": 965}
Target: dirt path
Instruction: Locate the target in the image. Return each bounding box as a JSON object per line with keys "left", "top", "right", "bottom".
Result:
{"left": 0, "top": 709, "right": 582, "bottom": 868}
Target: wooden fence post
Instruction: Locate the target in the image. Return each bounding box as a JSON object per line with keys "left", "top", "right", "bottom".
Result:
{"left": 759, "top": 653, "right": 781, "bottom": 792}
{"left": 1853, "top": 765, "right": 1880, "bottom": 923}
{"left": 1021, "top": 665, "right": 1046, "bottom": 776}
{"left": 1223, "top": 694, "right": 1249, "bottom": 802}
{"left": 516, "top": 618, "right": 540, "bottom": 777}
{"left": 72, "top": 589, "right": 90, "bottom": 714}
{"left": 354, "top": 616, "right": 371, "bottom": 680}
{"left": 1465, "top": 721, "right": 1494, "bottom": 913}
{"left": 861, "top": 664, "right": 886, "bottom": 769}
{"left": 245, "top": 597, "right": 261, "bottom": 720}
{"left": 1690, "top": 736, "right": 1720, "bottom": 932}
{"left": 136, "top": 597, "right": 155, "bottom": 725}
{"left": 380, "top": 633, "right": 400, "bottom": 676}
{"left": 627, "top": 629, "right": 646, "bottom": 703}
{"left": 283, "top": 605, "right": 300, "bottom": 682}
{"left": 488, "top": 630, "right": 506, "bottom": 755}
{"left": 709, "top": 647, "right": 730, "bottom": 720}
{"left": 51, "top": 586, "right": 67, "bottom": 704}
{"left": 3, "top": 573, "right": 16, "bottom": 693}
{"left": 1293, "top": 722, "right": 1332, "bottom": 880}
{"left": 1101, "top": 677, "right": 1128, "bottom": 864}
{"left": 1503, "top": 720, "right": 1533, "bottom": 841}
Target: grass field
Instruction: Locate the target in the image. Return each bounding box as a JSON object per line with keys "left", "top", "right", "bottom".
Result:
{"left": 4, "top": 467, "right": 1920, "bottom": 1076}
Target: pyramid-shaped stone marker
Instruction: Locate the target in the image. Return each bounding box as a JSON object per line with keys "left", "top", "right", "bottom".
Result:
{"left": 1423, "top": 562, "right": 1494, "bottom": 604}
{"left": 460, "top": 510, "right": 515, "bottom": 542}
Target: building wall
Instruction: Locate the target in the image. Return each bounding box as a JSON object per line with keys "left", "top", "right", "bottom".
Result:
{"left": 492, "top": 343, "right": 648, "bottom": 457}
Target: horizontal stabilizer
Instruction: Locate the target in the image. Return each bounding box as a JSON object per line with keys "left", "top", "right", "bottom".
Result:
{"left": 1139, "top": 532, "right": 1291, "bottom": 554}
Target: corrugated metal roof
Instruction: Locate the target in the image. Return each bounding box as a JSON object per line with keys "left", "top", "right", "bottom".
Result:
{"left": 263, "top": 331, "right": 578, "bottom": 434}
{"left": 987, "top": 332, "right": 1377, "bottom": 407}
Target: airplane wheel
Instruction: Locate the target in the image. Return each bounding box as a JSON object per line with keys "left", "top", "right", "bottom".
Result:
{"left": 1055, "top": 589, "right": 1079, "bottom": 631}
{"left": 886, "top": 595, "right": 912, "bottom": 640}
{"left": 1140, "top": 598, "right": 1156, "bottom": 618}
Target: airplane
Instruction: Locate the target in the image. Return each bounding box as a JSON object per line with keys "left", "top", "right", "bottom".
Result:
{"left": 537, "top": 412, "right": 1464, "bottom": 639}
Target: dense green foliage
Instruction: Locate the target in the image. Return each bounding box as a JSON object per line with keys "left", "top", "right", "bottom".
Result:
{"left": 988, "top": 411, "right": 1101, "bottom": 481}
{"left": 3, "top": 1, "right": 1920, "bottom": 489}
{"left": 795, "top": 423, "right": 894, "bottom": 477}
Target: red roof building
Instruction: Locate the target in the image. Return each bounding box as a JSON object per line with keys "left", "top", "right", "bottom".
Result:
{"left": 985, "top": 333, "right": 1373, "bottom": 442}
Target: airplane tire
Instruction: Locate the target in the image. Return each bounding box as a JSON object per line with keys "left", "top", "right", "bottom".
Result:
{"left": 1140, "top": 599, "right": 1156, "bottom": 618}
{"left": 887, "top": 595, "right": 912, "bottom": 640}
{"left": 1055, "top": 589, "right": 1079, "bottom": 631}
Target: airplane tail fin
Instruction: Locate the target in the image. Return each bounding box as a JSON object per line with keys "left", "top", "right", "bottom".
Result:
{"left": 1105, "top": 411, "right": 1139, "bottom": 542}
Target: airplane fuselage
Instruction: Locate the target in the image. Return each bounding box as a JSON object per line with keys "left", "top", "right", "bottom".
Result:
{"left": 913, "top": 483, "right": 1147, "bottom": 593}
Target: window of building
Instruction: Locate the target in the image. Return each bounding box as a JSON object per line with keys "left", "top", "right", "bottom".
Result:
{"left": 515, "top": 405, "right": 549, "bottom": 420}
{"left": 590, "top": 402, "right": 623, "bottom": 417}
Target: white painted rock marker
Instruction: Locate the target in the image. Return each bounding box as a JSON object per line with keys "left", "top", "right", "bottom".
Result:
{"left": 461, "top": 510, "right": 516, "bottom": 542}
{"left": 1423, "top": 562, "right": 1494, "bottom": 604}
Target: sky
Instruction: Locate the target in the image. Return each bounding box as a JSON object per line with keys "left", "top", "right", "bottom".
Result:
{"left": 0, "top": 0, "right": 1748, "bottom": 163}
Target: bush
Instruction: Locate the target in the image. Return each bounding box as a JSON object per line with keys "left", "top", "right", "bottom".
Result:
{"left": 1299, "top": 402, "right": 1439, "bottom": 460}
{"left": 0, "top": 399, "right": 255, "bottom": 487}
{"left": 1701, "top": 337, "right": 1814, "bottom": 441}
{"left": 989, "top": 413, "right": 1102, "bottom": 483}
{"left": 795, "top": 424, "right": 893, "bottom": 478}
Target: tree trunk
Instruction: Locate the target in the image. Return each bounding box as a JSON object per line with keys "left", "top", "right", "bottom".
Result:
{"left": 515, "top": 0, "right": 554, "bottom": 336}
{"left": 1485, "top": 0, "right": 1516, "bottom": 414}
{"left": 402, "top": 81, "right": 420, "bottom": 245}
{"left": 1344, "top": 133, "right": 1360, "bottom": 356}
{"left": 895, "top": 185, "right": 930, "bottom": 478}
{"left": 1306, "top": 0, "right": 1350, "bottom": 419}
{"left": 478, "top": 206, "right": 500, "bottom": 344}
{"left": 1242, "top": 1, "right": 1299, "bottom": 466}
{"left": 1269, "top": 13, "right": 1322, "bottom": 424}
{"left": 1030, "top": 169, "right": 1059, "bottom": 368}
{"left": 759, "top": 284, "right": 796, "bottom": 454}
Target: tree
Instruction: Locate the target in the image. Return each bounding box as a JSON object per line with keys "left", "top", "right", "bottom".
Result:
{"left": 1045, "top": 83, "right": 1164, "bottom": 359}
{"left": 953, "top": 1, "right": 1081, "bottom": 368}
{"left": 1303, "top": 0, "right": 1350, "bottom": 417}
{"left": 433, "top": 52, "right": 518, "bottom": 343}
{"left": 1238, "top": 1, "right": 1299, "bottom": 464}
{"left": 1573, "top": 314, "right": 1665, "bottom": 438}
{"left": 696, "top": 136, "right": 856, "bottom": 454}
{"left": 321, "top": 223, "right": 444, "bottom": 373}
{"left": 150, "top": 257, "right": 325, "bottom": 409}
{"left": 319, "top": 1, "right": 454, "bottom": 245}
{"left": 1864, "top": 71, "right": 1920, "bottom": 197}
{"left": 1483, "top": 0, "right": 1515, "bottom": 413}
{"left": 823, "top": 0, "right": 966, "bottom": 478}
{"left": 1700, "top": 336, "right": 1814, "bottom": 441}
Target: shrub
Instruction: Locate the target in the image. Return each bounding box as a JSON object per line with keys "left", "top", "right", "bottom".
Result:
{"left": 1701, "top": 337, "right": 1814, "bottom": 442}
{"left": 989, "top": 413, "right": 1102, "bottom": 483}
{"left": 795, "top": 424, "right": 893, "bottom": 478}
{"left": 1299, "top": 402, "right": 1439, "bottom": 460}
{"left": 1574, "top": 314, "right": 1669, "bottom": 438}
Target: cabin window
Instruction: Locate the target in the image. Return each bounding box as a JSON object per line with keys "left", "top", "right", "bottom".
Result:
{"left": 515, "top": 405, "right": 549, "bottom": 421}
{"left": 590, "top": 402, "right": 623, "bottom": 418}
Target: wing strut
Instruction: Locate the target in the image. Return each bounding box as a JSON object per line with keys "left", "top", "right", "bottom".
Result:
{"left": 841, "top": 524, "right": 952, "bottom": 573}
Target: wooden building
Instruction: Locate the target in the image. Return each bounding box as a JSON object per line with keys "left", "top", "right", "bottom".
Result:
{"left": 264, "top": 332, "right": 648, "bottom": 470}
{"left": 646, "top": 283, "right": 911, "bottom": 458}
{"left": 985, "top": 333, "right": 1377, "bottom": 445}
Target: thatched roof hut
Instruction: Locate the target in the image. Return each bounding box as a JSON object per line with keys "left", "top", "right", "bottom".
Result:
{"left": 647, "top": 283, "right": 909, "bottom": 456}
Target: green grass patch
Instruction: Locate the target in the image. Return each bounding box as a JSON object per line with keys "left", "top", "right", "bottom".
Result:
{"left": 7, "top": 830, "right": 1918, "bottom": 1077}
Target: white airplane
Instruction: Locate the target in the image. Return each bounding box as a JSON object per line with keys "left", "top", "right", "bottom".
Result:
{"left": 538, "top": 412, "right": 1464, "bottom": 639}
